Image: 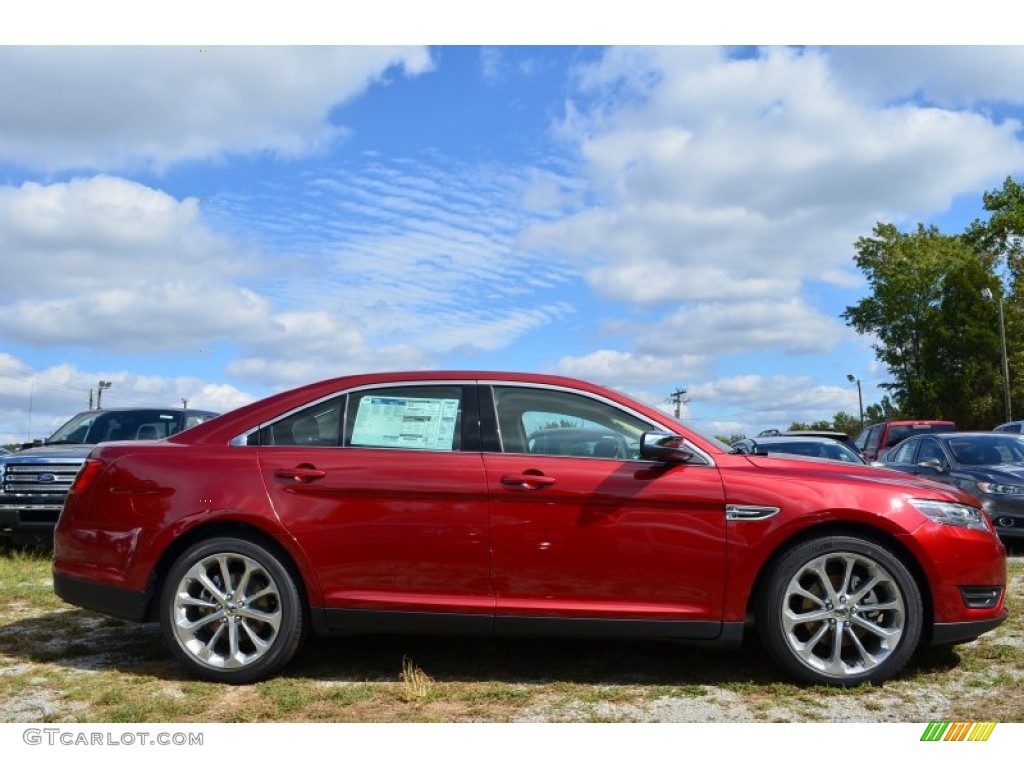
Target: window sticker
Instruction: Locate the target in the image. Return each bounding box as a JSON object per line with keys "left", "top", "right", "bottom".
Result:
{"left": 351, "top": 396, "right": 460, "bottom": 450}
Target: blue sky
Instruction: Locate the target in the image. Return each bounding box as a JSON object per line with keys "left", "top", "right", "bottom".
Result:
{"left": 2, "top": 13, "right": 1024, "bottom": 444}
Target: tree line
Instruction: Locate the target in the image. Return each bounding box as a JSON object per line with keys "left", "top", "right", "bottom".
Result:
{"left": 718, "top": 176, "right": 1024, "bottom": 444}
{"left": 842, "top": 176, "right": 1024, "bottom": 431}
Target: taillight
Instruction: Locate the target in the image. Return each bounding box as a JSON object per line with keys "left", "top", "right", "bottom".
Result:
{"left": 69, "top": 458, "right": 105, "bottom": 494}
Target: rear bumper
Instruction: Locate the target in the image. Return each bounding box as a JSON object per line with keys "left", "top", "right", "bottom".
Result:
{"left": 53, "top": 572, "right": 149, "bottom": 622}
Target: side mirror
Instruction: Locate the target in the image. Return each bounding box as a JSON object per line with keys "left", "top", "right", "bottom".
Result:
{"left": 917, "top": 458, "right": 945, "bottom": 473}
{"left": 640, "top": 431, "right": 697, "bottom": 464}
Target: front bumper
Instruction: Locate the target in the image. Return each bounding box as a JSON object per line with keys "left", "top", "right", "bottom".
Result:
{"left": 931, "top": 615, "right": 1008, "bottom": 646}
{"left": 981, "top": 498, "right": 1024, "bottom": 539}
{"left": 0, "top": 504, "right": 62, "bottom": 535}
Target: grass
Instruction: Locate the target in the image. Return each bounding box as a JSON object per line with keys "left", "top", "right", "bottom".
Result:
{"left": 1, "top": 545, "right": 1022, "bottom": 722}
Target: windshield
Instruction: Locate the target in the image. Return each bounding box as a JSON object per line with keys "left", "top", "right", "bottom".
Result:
{"left": 948, "top": 435, "right": 1024, "bottom": 466}
{"left": 46, "top": 410, "right": 192, "bottom": 444}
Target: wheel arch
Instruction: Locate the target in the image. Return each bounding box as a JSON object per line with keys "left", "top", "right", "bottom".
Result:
{"left": 142, "top": 520, "right": 313, "bottom": 623}
{"left": 745, "top": 521, "right": 936, "bottom": 642}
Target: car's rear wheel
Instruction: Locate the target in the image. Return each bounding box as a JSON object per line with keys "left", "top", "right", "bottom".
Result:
{"left": 756, "top": 536, "right": 923, "bottom": 686}
{"left": 160, "top": 537, "right": 306, "bottom": 683}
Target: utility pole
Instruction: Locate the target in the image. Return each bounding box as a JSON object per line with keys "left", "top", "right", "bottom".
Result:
{"left": 669, "top": 387, "right": 690, "bottom": 420}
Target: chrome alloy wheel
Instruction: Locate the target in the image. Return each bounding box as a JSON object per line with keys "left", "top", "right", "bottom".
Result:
{"left": 781, "top": 551, "right": 907, "bottom": 679}
{"left": 170, "top": 552, "right": 283, "bottom": 670}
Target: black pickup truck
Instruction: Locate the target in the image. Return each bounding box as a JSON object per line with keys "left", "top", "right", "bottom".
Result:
{"left": 1, "top": 407, "right": 219, "bottom": 546}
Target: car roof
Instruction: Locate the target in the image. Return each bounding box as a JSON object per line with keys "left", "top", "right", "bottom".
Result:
{"left": 168, "top": 371, "right": 705, "bottom": 450}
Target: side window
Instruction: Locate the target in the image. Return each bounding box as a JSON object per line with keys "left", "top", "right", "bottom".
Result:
{"left": 491, "top": 386, "right": 649, "bottom": 459}
{"left": 344, "top": 386, "right": 463, "bottom": 451}
{"left": 249, "top": 396, "right": 345, "bottom": 447}
{"left": 855, "top": 425, "right": 879, "bottom": 452}
{"left": 887, "top": 439, "right": 917, "bottom": 464}
{"left": 916, "top": 438, "right": 946, "bottom": 465}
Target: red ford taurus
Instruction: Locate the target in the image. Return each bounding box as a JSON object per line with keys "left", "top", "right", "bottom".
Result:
{"left": 53, "top": 371, "right": 1008, "bottom": 685}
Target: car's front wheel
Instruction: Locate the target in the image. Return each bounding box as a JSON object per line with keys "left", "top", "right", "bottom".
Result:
{"left": 756, "top": 536, "right": 923, "bottom": 686}
{"left": 160, "top": 537, "right": 306, "bottom": 683}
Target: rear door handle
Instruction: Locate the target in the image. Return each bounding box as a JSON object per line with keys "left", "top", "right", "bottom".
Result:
{"left": 275, "top": 464, "right": 326, "bottom": 483}
{"left": 501, "top": 470, "right": 556, "bottom": 490}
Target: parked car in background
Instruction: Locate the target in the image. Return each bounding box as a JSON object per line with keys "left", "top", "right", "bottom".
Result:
{"left": 879, "top": 431, "right": 1024, "bottom": 542}
{"left": 732, "top": 435, "right": 866, "bottom": 464}
{"left": 757, "top": 429, "right": 856, "bottom": 447}
{"left": 993, "top": 421, "right": 1024, "bottom": 434}
{"left": 53, "top": 371, "right": 1007, "bottom": 687}
{"left": 1, "top": 407, "right": 219, "bottom": 545}
{"left": 853, "top": 420, "right": 957, "bottom": 462}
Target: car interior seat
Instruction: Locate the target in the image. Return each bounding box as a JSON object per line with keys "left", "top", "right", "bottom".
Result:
{"left": 136, "top": 424, "right": 161, "bottom": 440}
{"left": 592, "top": 438, "right": 621, "bottom": 458}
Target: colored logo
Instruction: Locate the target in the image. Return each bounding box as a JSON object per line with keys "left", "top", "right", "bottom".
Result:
{"left": 36, "top": 473, "right": 56, "bottom": 483}
{"left": 921, "top": 722, "right": 997, "bottom": 741}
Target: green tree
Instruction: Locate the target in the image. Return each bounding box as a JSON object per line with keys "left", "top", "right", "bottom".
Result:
{"left": 830, "top": 411, "right": 861, "bottom": 437}
{"left": 864, "top": 397, "right": 900, "bottom": 424}
{"left": 842, "top": 222, "right": 1003, "bottom": 427}
{"left": 967, "top": 176, "right": 1024, "bottom": 423}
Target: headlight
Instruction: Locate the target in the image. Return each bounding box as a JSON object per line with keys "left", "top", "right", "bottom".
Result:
{"left": 909, "top": 499, "right": 990, "bottom": 532}
{"left": 976, "top": 481, "right": 1024, "bottom": 495}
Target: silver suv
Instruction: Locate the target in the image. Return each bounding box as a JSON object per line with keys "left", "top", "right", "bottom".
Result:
{"left": 1, "top": 407, "right": 219, "bottom": 546}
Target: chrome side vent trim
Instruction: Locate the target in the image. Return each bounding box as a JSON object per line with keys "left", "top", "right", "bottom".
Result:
{"left": 726, "top": 504, "right": 780, "bottom": 521}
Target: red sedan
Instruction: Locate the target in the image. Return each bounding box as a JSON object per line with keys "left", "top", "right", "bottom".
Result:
{"left": 53, "top": 371, "right": 1008, "bottom": 685}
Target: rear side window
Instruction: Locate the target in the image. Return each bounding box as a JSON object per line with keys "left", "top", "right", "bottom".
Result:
{"left": 854, "top": 425, "right": 880, "bottom": 453}
{"left": 249, "top": 396, "right": 345, "bottom": 447}
{"left": 345, "top": 386, "right": 463, "bottom": 451}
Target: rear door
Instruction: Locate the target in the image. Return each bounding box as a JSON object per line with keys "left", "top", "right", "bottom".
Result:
{"left": 258, "top": 383, "right": 492, "bottom": 630}
{"left": 480, "top": 383, "right": 728, "bottom": 636}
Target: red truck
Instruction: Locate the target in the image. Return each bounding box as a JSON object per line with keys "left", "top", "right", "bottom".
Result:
{"left": 854, "top": 419, "right": 957, "bottom": 462}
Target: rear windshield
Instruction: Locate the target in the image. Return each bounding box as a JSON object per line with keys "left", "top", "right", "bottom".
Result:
{"left": 47, "top": 410, "right": 191, "bottom": 444}
{"left": 885, "top": 424, "right": 954, "bottom": 448}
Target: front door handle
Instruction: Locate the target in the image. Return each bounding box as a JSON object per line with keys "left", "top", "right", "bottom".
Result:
{"left": 275, "top": 464, "right": 326, "bottom": 483}
{"left": 501, "top": 469, "right": 556, "bottom": 490}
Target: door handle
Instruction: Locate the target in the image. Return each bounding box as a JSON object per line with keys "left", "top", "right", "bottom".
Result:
{"left": 501, "top": 470, "right": 556, "bottom": 490}
{"left": 275, "top": 464, "right": 326, "bottom": 483}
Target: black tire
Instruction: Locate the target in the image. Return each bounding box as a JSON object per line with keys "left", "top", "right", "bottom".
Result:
{"left": 160, "top": 536, "right": 306, "bottom": 684}
{"left": 756, "top": 536, "right": 923, "bottom": 686}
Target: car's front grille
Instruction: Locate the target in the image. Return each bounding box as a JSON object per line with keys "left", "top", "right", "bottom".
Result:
{"left": 1, "top": 462, "right": 82, "bottom": 499}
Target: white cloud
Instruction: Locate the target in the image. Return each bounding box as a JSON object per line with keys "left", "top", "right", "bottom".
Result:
{"left": 634, "top": 300, "right": 850, "bottom": 357}
{"left": 686, "top": 374, "right": 861, "bottom": 433}
{"left": 0, "top": 46, "right": 433, "bottom": 172}
{"left": 0, "top": 354, "right": 254, "bottom": 445}
{"left": 0, "top": 176, "right": 267, "bottom": 351}
{"left": 827, "top": 46, "right": 1024, "bottom": 108}
{"left": 530, "top": 45, "right": 1024, "bottom": 314}
{"left": 554, "top": 349, "right": 708, "bottom": 386}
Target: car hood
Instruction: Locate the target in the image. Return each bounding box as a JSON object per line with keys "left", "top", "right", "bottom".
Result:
{"left": 958, "top": 464, "right": 1024, "bottom": 483}
{"left": 2, "top": 444, "right": 94, "bottom": 461}
{"left": 739, "top": 453, "right": 973, "bottom": 498}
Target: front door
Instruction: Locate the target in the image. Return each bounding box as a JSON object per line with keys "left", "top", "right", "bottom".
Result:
{"left": 482, "top": 384, "right": 728, "bottom": 636}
